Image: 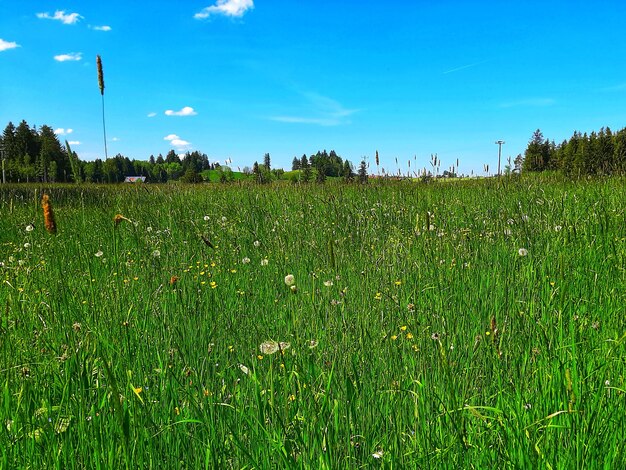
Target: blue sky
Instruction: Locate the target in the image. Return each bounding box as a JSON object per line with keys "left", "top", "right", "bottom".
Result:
{"left": 2, "top": 0, "right": 626, "bottom": 175}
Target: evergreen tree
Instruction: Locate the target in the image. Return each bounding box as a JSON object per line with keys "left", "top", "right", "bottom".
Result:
{"left": 358, "top": 159, "right": 368, "bottom": 183}
{"left": 523, "top": 129, "right": 546, "bottom": 172}
{"left": 263, "top": 153, "right": 271, "bottom": 172}
{"left": 292, "top": 157, "right": 301, "bottom": 171}
{"left": 342, "top": 160, "right": 354, "bottom": 182}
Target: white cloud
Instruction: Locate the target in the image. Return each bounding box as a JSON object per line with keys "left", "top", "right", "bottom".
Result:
{"left": 147, "top": 112, "right": 157, "bottom": 118}
{"left": 164, "top": 134, "right": 191, "bottom": 149}
{"left": 37, "top": 10, "right": 83, "bottom": 25}
{"left": 91, "top": 25, "right": 112, "bottom": 32}
{"left": 67, "top": 141, "right": 81, "bottom": 145}
{"left": 54, "top": 128, "right": 74, "bottom": 135}
{"left": 195, "top": 0, "right": 254, "bottom": 19}
{"left": 54, "top": 52, "right": 82, "bottom": 62}
{"left": 443, "top": 60, "right": 489, "bottom": 75}
{"left": 269, "top": 91, "right": 358, "bottom": 127}
{"left": 111, "top": 137, "right": 120, "bottom": 142}
{"left": 599, "top": 83, "right": 626, "bottom": 92}
{"left": 499, "top": 98, "right": 555, "bottom": 108}
{"left": 0, "top": 39, "right": 20, "bottom": 52}
{"left": 164, "top": 106, "right": 197, "bottom": 116}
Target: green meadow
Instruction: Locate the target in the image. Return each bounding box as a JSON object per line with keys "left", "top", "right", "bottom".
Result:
{"left": 1, "top": 177, "right": 625, "bottom": 468}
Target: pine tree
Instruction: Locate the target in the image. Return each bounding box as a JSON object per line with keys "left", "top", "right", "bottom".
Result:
{"left": 292, "top": 157, "right": 301, "bottom": 171}
{"left": 263, "top": 153, "right": 271, "bottom": 172}
{"left": 358, "top": 160, "right": 368, "bottom": 183}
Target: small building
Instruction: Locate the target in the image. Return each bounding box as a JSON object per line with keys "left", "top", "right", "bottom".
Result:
{"left": 124, "top": 176, "right": 147, "bottom": 183}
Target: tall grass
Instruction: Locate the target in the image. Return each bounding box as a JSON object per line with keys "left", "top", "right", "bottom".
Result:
{"left": 1, "top": 177, "right": 625, "bottom": 468}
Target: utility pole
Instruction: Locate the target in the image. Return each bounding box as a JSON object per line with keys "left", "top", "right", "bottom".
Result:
{"left": 495, "top": 140, "right": 505, "bottom": 176}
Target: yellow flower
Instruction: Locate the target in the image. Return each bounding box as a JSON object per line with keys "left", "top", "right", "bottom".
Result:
{"left": 394, "top": 280, "right": 402, "bottom": 286}
{"left": 210, "top": 281, "right": 217, "bottom": 289}
{"left": 374, "top": 292, "right": 382, "bottom": 300}
{"left": 391, "top": 335, "right": 398, "bottom": 341}
{"left": 406, "top": 332, "right": 414, "bottom": 340}
{"left": 400, "top": 325, "right": 407, "bottom": 331}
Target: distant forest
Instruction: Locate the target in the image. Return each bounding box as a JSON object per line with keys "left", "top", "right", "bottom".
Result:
{"left": 1, "top": 120, "right": 625, "bottom": 184}
{"left": 522, "top": 127, "right": 626, "bottom": 175}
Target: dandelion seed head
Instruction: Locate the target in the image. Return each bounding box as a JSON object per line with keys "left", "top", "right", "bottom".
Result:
{"left": 518, "top": 248, "right": 528, "bottom": 257}
{"left": 260, "top": 258, "right": 269, "bottom": 266}
{"left": 253, "top": 240, "right": 261, "bottom": 247}
{"left": 25, "top": 224, "right": 34, "bottom": 232}
{"left": 242, "top": 257, "right": 251, "bottom": 264}
{"left": 152, "top": 250, "right": 161, "bottom": 258}
{"left": 284, "top": 274, "right": 295, "bottom": 286}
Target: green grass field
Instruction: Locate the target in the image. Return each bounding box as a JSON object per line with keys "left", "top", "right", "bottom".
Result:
{"left": 1, "top": 177, "right": 625, "bottom": 468}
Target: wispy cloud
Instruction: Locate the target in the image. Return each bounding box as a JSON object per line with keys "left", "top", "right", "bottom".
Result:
{"left": 164, "top": 134, "right": 192, "bottom": 149}
{"left": 195, "top": 0, "right": 254, "bottom": 19}
{"left": 90, "top": 25, "right": 112, "bottom": 32}
{"left": 598, "top": 82, "right": 626, "bottom": 92}
{"left": 147, "top": 112, "right": 157, "bottom": 118}
{"left": 270, "top": 92, "right": 357, "bottom": 127}
{"left": 36, "top": 10, "right": 83, "bottom": 25}
{"left": 0, "top": 38, "right": 20, "bottom": 52}
{"left": 165, "top": 106, "right": 197, "bottom": 117}
{"left": 443, "top": 60, "right": 489, "bottom": 75}
{"left": 54, "top": 128, "right": 74, "bottom": 135}
{"left": 499, "top": 98, "right": 555, "bottom": 108}
{"left": 54, "top": 52, "right": 82, "bottom": 62}
{"left": 67, "top": 141, "right": 81, "bottom": 145}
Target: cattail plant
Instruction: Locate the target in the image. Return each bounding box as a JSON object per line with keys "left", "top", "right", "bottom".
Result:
{"left": 97, "top": 55, "right": 108, "bottom": 160}
{"left": 41, "top": 194, "right": 57, "bottom": 234}
{"left": 375, "top": 150, "right": 379, "bottom": 175}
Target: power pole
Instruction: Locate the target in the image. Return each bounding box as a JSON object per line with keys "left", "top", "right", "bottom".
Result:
{"left": 495, "top": 140, "right": 505, "bottom": 176}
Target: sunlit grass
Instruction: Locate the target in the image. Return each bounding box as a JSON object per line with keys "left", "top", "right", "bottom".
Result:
{"left": 1, "top": 177, "right": 625, "bottom": 468}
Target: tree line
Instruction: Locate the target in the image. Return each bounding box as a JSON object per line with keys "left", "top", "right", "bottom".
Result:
{"left": 0, "top": 120, "right": 226, "bottom": 183}
{"left": 522, "top": 127, "right": 626, "bottom": 176}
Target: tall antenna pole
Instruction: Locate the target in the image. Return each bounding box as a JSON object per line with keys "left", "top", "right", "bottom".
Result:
{"left": 495, "top": 140, "right": 505, "bottom": 176}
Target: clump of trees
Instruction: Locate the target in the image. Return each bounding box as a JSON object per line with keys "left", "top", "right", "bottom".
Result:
{"left": 523, "top": 127, "right": 626, "bottom": 176}
{"left": 0, "top": 120, "right": 223, "bottom": 183}
{"left": 1, "top": 121, "right": 73, "bottom": 182}
{"left": 290, "top": 150, "right": 356, "bottom": 183}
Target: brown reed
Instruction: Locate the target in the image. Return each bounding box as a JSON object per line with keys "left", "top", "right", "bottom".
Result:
{"left": 41, "top": 194, "right": 57, "bottom": 234}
